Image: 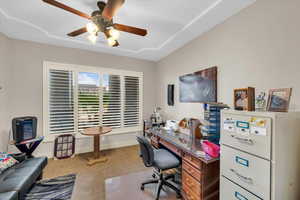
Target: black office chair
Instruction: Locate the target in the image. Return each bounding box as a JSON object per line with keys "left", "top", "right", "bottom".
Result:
{"left": 137, "top": 136, "right": 181, "bottom": 200}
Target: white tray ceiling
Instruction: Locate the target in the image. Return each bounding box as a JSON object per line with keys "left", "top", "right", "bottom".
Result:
{"left": 0, "top": 0, "right": 255, "bottom": 61}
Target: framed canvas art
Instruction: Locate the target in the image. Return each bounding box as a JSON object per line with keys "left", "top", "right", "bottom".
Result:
{"left": 234, "top": 87, "right": 255, "bottom": 111}
{"left": 179, "top": 66, "right": 217, "bottom": 103}
{"left": 267, "top": 88, "right": 292, "bottom": 112}
{"left": 255, "top": 91, "right": 268, "bottom": 111}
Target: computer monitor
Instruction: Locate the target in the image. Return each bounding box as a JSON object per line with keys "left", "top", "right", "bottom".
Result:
{"left": 12, "top": 117, "right": 37, "bottom": 143}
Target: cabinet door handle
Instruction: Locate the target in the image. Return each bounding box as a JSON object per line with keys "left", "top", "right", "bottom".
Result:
{"left": 230, "top": 169, "right": 253, "bottom": 184}
{"left": 235, "top": 191, "right": 248, "bottom": 200}
{"left": 231, "top": 135, "right": 254, "bottom": 145}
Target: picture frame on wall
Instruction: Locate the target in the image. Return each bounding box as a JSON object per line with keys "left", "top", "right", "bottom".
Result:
{"left": 234, "top": 87, "right": 255, "bottom": 111}
{"left": 266, "top": 88, "right": 292, "bottom": 112}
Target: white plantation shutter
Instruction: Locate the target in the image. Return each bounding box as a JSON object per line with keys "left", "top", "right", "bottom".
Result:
{"left": 44, "top": 63, "right": 143, "bottom": 136}
{"left": 102, "top": 75, "right": 121, "bottom": 128}
{"left": 123, "top": 76, "right": 140, "bottom": 127}
{"left": 78, "top": 72, "right": 101, "bottom": 131}
{"left": 48, "top": 69, "right": 75, "bottom": 134}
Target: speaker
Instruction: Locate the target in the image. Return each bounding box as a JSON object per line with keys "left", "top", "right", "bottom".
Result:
{"left": 168, "top": 84, "right": 174, "bottom": 106}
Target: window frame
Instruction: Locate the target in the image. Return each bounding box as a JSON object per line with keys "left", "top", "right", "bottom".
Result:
{"left": 43, "top": 61, "right": 143, "bottom": 141}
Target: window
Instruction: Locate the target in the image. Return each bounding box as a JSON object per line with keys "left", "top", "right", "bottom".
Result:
{"left": 102, "top": 74, "right": 121, "bottom": 128}
{"left": 43, "top": 62, "right": 143, "bottom": 138}
{"left": 48, "top": 69, "right": 75, "bottom": 134}
{"left": 78, "top": 72, "right": 101, "bottom": 131}
{"left": 124, "top": 76, "right": 140, "bottom": 127}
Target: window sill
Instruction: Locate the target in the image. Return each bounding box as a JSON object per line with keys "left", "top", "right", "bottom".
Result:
{"left": 43, "top": 126, "right": 142, "bottom": 143}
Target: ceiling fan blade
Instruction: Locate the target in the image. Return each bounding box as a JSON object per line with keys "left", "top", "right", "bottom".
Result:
{"left": 102, "top": 0, "right": 125, "bottom": 20}
{"left": 42, "top": 0, "right": 91, "bottom": 20}
{"left": 113, "top": 24, "right": 147, "bottom": 36}
{"left": 67, "top": 27, "right": 87, "bottom": 37}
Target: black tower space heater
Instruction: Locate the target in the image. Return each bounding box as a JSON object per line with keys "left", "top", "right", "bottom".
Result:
{"left": 12, "top": 116, "right": 43, "bottom": 158}
{"left": 12, "top": 117, "right": 37, "bottom": 143}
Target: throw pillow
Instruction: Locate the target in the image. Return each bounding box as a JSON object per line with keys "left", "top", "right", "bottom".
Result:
{"left": 0, "top": 153, "right": 19, "bottom": 174}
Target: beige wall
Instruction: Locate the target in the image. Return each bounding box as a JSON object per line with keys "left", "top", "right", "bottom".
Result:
{"left": 156, "top": 0, "right": 300, "bottom": 120}
{"left": 8, "top": 39, "right": 156, "bottom": 125}
{"left": 0, "top": 34, "right": 11, "bottom": 152}
{"left": 3, "top": 37, "right": 156, "bottom": 156}
{"left": 2, "top": 0, "right": 300, "bottom": 154}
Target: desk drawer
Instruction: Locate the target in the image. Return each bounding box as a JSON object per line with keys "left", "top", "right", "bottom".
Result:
{"left": 182, "top": 170, "right": 201, "bottom": 197}
{"left": 183, "top": 160, "right": 202, "bottom": 182}
{"left": 220, "top": 176, "right": 262, "bottom": 200}
{"left": 221, "top": 114, "right": 272, "bottom": 159}
{"left": 160, "top": 139, "right": 182, "bottom": 156}
{"left": 220, "top": 145, "right": 270, "bottom": 199}
{"left": 182, "top": 186, "right": 201, "bottom": 200}
{"left": 182, "top": 152, "right": 203, "bottom": 170}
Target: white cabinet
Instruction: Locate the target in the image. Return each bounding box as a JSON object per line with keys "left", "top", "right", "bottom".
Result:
{"left": 220, "top": 110, "right": 300, "bottom": 200}
{"left": 221, "top": 145, "right": 270, "bottom": 199}
{"left": 222, "top": 113, "right": 272, "bottom": 159}
{"left": 220, "top": 176, "right": 262, "bottom": 200}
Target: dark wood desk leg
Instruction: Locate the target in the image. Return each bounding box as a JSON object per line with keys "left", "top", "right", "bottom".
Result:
{"left": 87, "top": 135, "right": 108, "bottom": 166}
{"left": 94, "top": 135, "right": 100, "bottom": 159}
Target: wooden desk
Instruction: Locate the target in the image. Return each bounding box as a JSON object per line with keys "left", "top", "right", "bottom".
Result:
{"left": 149, "top": 129, "right": 219, "bottom": 200}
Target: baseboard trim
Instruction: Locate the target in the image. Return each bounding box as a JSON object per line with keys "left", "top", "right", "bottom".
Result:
{"left": 75, "top": 139, "right": 138, "bottom": 155}
{"left": 34, "top": 138, "right": 138, "bottom": 158}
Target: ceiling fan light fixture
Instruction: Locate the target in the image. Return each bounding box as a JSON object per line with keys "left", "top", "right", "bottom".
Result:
{"left": 42, "top": 0, "right": 148, "bottom": 48}
{"left": 86, "top": 22, "right": 98, "bottom": 34}
{"left": 107, "top": 37, "right": 117, "bottom": 47}
{"left": 88, "top": 34, "right": 98, "bottom": 44}
{"left": 108, "top": 28, "right": 120, "bottom": 40}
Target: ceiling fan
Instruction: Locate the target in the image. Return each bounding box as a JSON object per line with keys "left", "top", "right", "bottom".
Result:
{"left": 42, "top": 0, "right": 148, "bottom": 47}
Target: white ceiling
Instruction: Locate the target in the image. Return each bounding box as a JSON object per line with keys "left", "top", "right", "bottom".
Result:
{"left": 0, "top": 0, "right": 255, "bottom": 61}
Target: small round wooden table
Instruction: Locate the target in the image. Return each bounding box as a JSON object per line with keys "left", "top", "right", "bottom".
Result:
{"left": 81, "top": 126, "right": 112, "bottom": 166}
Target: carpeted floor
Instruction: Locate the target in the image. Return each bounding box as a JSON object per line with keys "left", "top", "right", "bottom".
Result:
{"left": 44, "top": 145, "right": 147, "bottom": 200}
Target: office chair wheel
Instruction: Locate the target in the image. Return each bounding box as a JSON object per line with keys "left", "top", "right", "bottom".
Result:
{"left": 140, "top": 185, "right": 145, "bottom": 191}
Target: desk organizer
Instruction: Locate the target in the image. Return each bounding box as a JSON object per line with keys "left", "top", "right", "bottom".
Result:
{"left": 202, "top": 103, "right": 228, "bottom": 144}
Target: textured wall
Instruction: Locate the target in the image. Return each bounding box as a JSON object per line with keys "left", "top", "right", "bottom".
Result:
{"left": 2, "top": 0, "right": 300, "bottom": 155}
{"left": 156, "top": 0, "right": 300, "bottom": 120}
{"left": 0, "top": 33, "right": 11, "bottom": 152}
{"left": 3, "top": 37, "right": 157, "bottom": 156}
